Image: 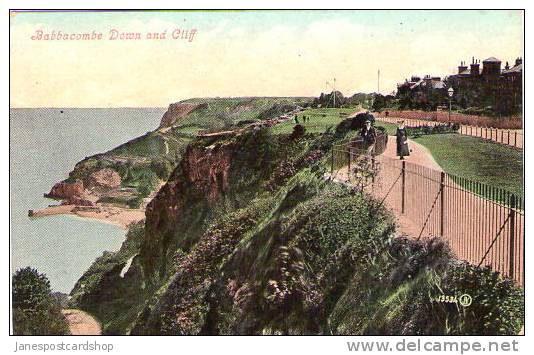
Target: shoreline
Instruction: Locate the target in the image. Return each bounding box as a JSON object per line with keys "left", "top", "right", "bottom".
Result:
{"left": 29, "top": 204, "right": 145, "bottom": 230}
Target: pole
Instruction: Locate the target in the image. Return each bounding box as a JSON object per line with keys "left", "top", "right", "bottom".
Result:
{"left": 440, "top": 171, "right": 445, "bottom": 237}
{"left": 372, "top": 156, "right": 376, "bottom": 185}
{"left": 333, "top": 78, "right": 336, "bottom": 108}
{"left": 377, "top": 69, "right": 380, "bottom": 94}
{"left": 331, "top": 148, "right": 334, "bottom": 175}
{"left": 401, "top": 161, "right": 406, "bottom": 213}
{"left": 509, "top": 194, "right": 516, "bottom": 280}
{"left": 347, "top": 148, "right": 351, "bottom": 179}
{"left": 448, "top": 97, "right": 451, "bottom": 122}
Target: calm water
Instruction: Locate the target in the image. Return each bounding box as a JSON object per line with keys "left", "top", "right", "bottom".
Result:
{"left": 10, "top": 108, "right": 165, "bottom": 293}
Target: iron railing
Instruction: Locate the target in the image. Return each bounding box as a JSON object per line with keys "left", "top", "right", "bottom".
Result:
{"left": 375, "top": 116, "right": 523, "bottom": 149}
{"left": 329, "top": 144, "right": 524, "bottom": 285}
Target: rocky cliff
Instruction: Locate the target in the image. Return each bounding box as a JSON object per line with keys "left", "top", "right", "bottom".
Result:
{"left": 158, "top": 102, "right": 203, "bottom": 129}
{"left": 46, "top": 180, "right": 85, "bottom": 200}
{"left": 140, "top": 140, "right": 236, "bottom": 279}
{"left": 45, "top": 168, "right": 123, "bottom": 206}
{"left": 68, "top": 102, "right": 524, "bottom": 336}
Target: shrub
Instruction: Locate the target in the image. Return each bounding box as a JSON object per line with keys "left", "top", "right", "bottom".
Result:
{"left": 12, "top": 267, "right": 69, "bottom": 335}
{"left": 289, "top": 124, "right": 306, "bottom": 140}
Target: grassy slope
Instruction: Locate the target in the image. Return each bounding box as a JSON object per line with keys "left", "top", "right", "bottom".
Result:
{"left": 413, "top": 134, "right": 523, "bottom": 197}
{"left": 177, "top": 97, "right": 313, "bottom": 134}
{"left": 369, "top": 121, "right": 522, "bottom": 200}
{"left": 69, "top": 106, "right": 524, "bottom": 335}
{"left": 128, "top": 129, "right": 522, "bottom": 335}
{"left": 66, "top": 97, "right": 314, "bottom": 207}
{"left": 271, "top": 107, "right": 358, "bottom": 135}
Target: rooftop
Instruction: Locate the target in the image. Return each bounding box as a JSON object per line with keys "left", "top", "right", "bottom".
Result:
{"left": 503, "top": 63, "right": 522, "bottom": 74}
{"left": 483, "top": 57, "right": 501, "bottom": 63}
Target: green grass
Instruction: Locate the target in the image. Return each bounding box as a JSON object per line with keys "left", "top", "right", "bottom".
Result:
{"left": 178, "top": 97, "right": 313, "bottom": 131}
{"left": 376, "top": 122, "right": 398, "bottom": 135}
{"left": 271, "top": 107, "right": 358, "bottom": 135}
{"left": 413, "top": 134, "right": 523, "bottom": 198}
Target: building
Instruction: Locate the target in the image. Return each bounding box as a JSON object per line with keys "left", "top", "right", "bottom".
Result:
{"left": 396, "top": 75, "right": 447, "bottom": 110}
{"left": 447, "top": 57, "right": 522, "bottom": 115}
{"left": 395, "top": 56, "right": 522, "bottom": 115}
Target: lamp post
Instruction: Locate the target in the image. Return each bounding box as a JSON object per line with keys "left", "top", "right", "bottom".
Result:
{"left": 447, "top": 87, "right": 454, "bottom": 122}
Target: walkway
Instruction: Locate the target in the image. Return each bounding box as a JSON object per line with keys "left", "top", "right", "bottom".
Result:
{"left": 62, "top": 309, "right": 102, "bottom": 335}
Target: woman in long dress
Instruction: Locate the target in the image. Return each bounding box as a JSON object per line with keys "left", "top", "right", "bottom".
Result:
{"left": 396, "top": 121, "right": 410, "bottom": 160}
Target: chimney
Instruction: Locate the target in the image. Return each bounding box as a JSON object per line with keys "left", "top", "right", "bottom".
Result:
{"left": 515, "top": 57, "right": 522, "bottom": 66}
{"left": 505, "top": 61, "right": 510, "bottom": 70}
{"left": 470, "top": 59, "right": 480, "bottom": 76}
{"left": 458, "top": 60, "right": 468, "bottom": 74}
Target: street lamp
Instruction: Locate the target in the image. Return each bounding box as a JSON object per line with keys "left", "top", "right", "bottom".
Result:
{"left": 447, "top": 87, "right": 454, "bottom": 121}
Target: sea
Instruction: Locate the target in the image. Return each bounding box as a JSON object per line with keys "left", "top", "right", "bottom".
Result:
{"left": 10, "top": 108, "right": 166, "bottom": 293}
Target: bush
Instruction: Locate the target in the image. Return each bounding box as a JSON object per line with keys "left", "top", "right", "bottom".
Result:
{"left": 289, "top": 124, "right": 306, "bottom": 140}
{"left": 12, "top": 267, "right": 69, "bottom": 335}
{"left": 407, "top": 123, "right": 459, "bottom": 137}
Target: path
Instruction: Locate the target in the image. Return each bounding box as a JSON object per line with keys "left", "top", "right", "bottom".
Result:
{"left": 331, "top": 136, "right": 443, "bottom": 238}
{"left": 382, "top": 136, "right": 442, "bottom": 171}
{"left": 381, "top": 136, "right": 443, "bottom": 238}
{"left": 331, "top": 135, "right": 523, "bottom": 285}
{"left": 62, "top": 309, "right": 101, "bottom": 335}
{"left": 376, "top": 116, "right": 523, "bottom": 149}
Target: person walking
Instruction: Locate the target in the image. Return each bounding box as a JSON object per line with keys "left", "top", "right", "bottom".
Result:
{"left": 360, "top": 120, "right": 377, "bottom": 154}
{"left": 396, "top": 121, "right": 410, "bottom": 160}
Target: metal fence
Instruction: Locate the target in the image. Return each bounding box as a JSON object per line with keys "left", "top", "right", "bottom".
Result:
{"left": 375, "top": 116, "right": 523, "bottom": 149}
{"left": 329, "top": 145, "right": 524, "bottom": 286}
{"left": 457, "top": 125, "right": 523, "bottom": 149}
{"left": 374, "top": 110, "right": 522, "bottom": 130}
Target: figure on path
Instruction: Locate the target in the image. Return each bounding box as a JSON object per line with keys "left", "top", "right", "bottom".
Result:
{"left": 360, "top": 120, "right": 377, "bottom": 154}
{"left": 396, "top": 120, "right": 410, "bottom": 160}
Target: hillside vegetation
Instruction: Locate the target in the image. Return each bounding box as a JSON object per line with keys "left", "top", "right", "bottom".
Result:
{"left": 62, "top": 97, "right": 313, "bottom": 208}
{"left": 12, "top": 268, "right": 70, "bottom": 335}
{"left": 67, "top": 104, "right": 523, "bottom": 335}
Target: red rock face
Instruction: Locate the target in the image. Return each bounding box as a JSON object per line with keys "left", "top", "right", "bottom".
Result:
{"left": 46, "top": 180, "right": 85, "bottom": 200}
{"left": 142, "top": 142, "right": 234, "bottom": 277}
{"left": 159, "top": 103, "right": 203, "bottom": 128}
{"left": 87, "top": 168, "right": 121, "bottom": 190}
{"left": 146, "top": 143, "right": 233, "bottom": 231}
{"left": 46, "top": 180, "right": 96, "bottom": 206}
{"left": 184, "top": 144, "right": 232, "bottom": 205}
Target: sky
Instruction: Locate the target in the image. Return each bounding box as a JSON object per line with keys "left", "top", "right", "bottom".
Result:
{"left": 10, "top": 10, "right": 524, "bottom": 108}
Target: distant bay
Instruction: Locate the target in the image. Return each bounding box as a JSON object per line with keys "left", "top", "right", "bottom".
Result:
{"left": 10, "top": 107, "right": 166, "bottom": 293}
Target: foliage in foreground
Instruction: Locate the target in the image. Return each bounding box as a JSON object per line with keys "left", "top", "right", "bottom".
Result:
{"left": 12, "top": 267, "right": 69, "bottom": 335}
{"left": 69, "top": 118, "right": 523, "bottom": 335}
{"left": 130, "top": 171, "right": 523, "bottom": 335}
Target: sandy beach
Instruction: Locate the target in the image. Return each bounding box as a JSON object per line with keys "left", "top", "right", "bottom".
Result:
{"left": 29, "top": 204, "right": 145, "bottom": 230}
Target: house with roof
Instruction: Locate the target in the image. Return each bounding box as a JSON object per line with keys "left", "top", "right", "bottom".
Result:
{"left": 396, "top": 56, "right": 522, "bottom": 115}
{"left": 396, "top": 74, "right": 448, "bottom": 110}
{"left": 447, "top": 56, "right": 522, "bottom": 115}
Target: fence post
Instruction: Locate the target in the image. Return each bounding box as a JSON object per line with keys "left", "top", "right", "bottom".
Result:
{"left": 372, "top": 156, "right": 376, "bottom": 185}
{"left": 508, "top": 130, "right": 510, "bottom": 145}
{"left": 331, "top": 148, "right": 334, "bottom": 175}
{"left": 347, "top": 148, "right": 351, "bottom": 177}
{"left": 401, "top": 161, "right": 406, "bottom": 213}
{"left": 440, "top": 171, "right": 445, "bottom": 237}
{"left": 509, "top": 194, "right": 516, "bottom": 280}
{"left": 515, "top": 131, "right": 517, "bottom": 147}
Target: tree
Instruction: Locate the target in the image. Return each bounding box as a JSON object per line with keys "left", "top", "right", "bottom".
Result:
{"left": 12, "top": 267, "right": 69, "bottom": 335}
